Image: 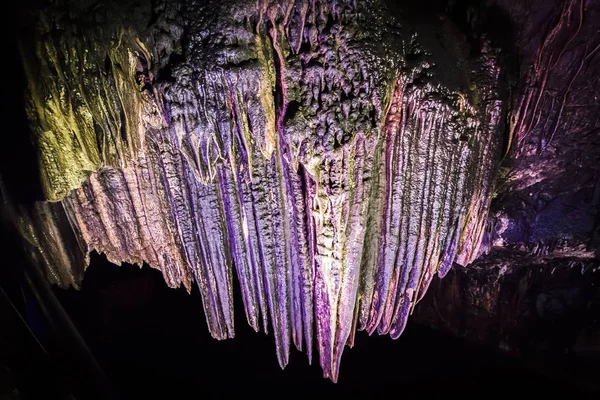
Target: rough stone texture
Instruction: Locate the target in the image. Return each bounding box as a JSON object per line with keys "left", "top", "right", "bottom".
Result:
{"left": 415, "top": 249, "right": 599, "bottom": 356}
{"left": 413, "top": 0, "right": 600, "bottom": 360}
{"left": 8, "top": 0, "right": 506, "bottom": 380}
{"left": 490, "top": 0, "right": 600, "bottom": 254}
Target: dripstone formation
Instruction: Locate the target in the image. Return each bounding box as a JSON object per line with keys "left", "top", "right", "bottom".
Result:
{"left": 10, "top": 0, "right": 505, "bottom": 380}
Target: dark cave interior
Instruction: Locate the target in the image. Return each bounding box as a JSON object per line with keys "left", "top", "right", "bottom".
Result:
{"left": 2, "top": 247, "right": 597, "bottom": 398}
{"left": 1, "top": 0, "right": 599, "bottom": 398}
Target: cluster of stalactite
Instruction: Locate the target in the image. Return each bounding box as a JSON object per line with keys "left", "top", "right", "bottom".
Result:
{"left": 14, "top": 0, "right": 504, "bottom": 381}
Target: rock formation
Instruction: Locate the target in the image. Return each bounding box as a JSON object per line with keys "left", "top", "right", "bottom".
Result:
{"left": 415, "top": 0, "right": 600, "bottom": 361}
{"left": 5, "top": 0, "right": 598, "bottom": 382}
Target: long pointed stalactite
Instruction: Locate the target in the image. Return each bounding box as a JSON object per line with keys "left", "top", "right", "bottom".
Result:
{"left": 12, "top": 0, "right": 505, "bottom": 381}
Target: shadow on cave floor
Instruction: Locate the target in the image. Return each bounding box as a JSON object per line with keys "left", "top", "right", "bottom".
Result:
{"left": 45, "top": 252, "right": 599, "bottom": 398}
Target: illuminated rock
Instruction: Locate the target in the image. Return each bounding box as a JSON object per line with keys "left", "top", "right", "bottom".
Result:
{"left": 15, "top": 0, "right": 504, "bottom": 381}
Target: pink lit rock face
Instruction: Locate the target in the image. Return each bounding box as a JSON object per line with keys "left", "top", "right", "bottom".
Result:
{"left": 15, "top": 0, "right": 504, "bottom": 381}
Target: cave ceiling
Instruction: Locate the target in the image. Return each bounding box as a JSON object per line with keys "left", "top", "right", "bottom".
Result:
{"left": 2, "top": 0, "right": 599, "bottom": 381}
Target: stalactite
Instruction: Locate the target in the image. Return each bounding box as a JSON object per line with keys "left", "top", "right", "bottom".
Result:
{"left": 14, "top": 0, "right": 504, "bottom": 381}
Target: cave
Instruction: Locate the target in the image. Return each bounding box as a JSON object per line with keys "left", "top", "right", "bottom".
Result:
{"left": 1, "top": 0, "right": 599, "bottom": 398}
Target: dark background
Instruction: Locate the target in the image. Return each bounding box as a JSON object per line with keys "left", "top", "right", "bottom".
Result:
{"left": 2, "top": 247, "right": 596, "bottom": 399}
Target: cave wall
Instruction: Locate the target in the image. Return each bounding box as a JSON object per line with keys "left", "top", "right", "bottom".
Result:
{"left": 491, "top": 0, "right": 600, "bottom": 253}
{"left": 415, "top": 249, "right": 600, "bottom": 356}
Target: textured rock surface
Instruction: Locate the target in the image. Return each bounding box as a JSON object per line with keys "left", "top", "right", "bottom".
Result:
{"left": 413, "top": 0, "right": 600, "bottom": 359}
{"left": 9, "top": 0, "right": 506, "bottom": 380}
{"left": 490, "top": 0, "right": 600, "bottom": 254}
{"left": 415, "top": 249, "right": 599, "bottom": 355}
